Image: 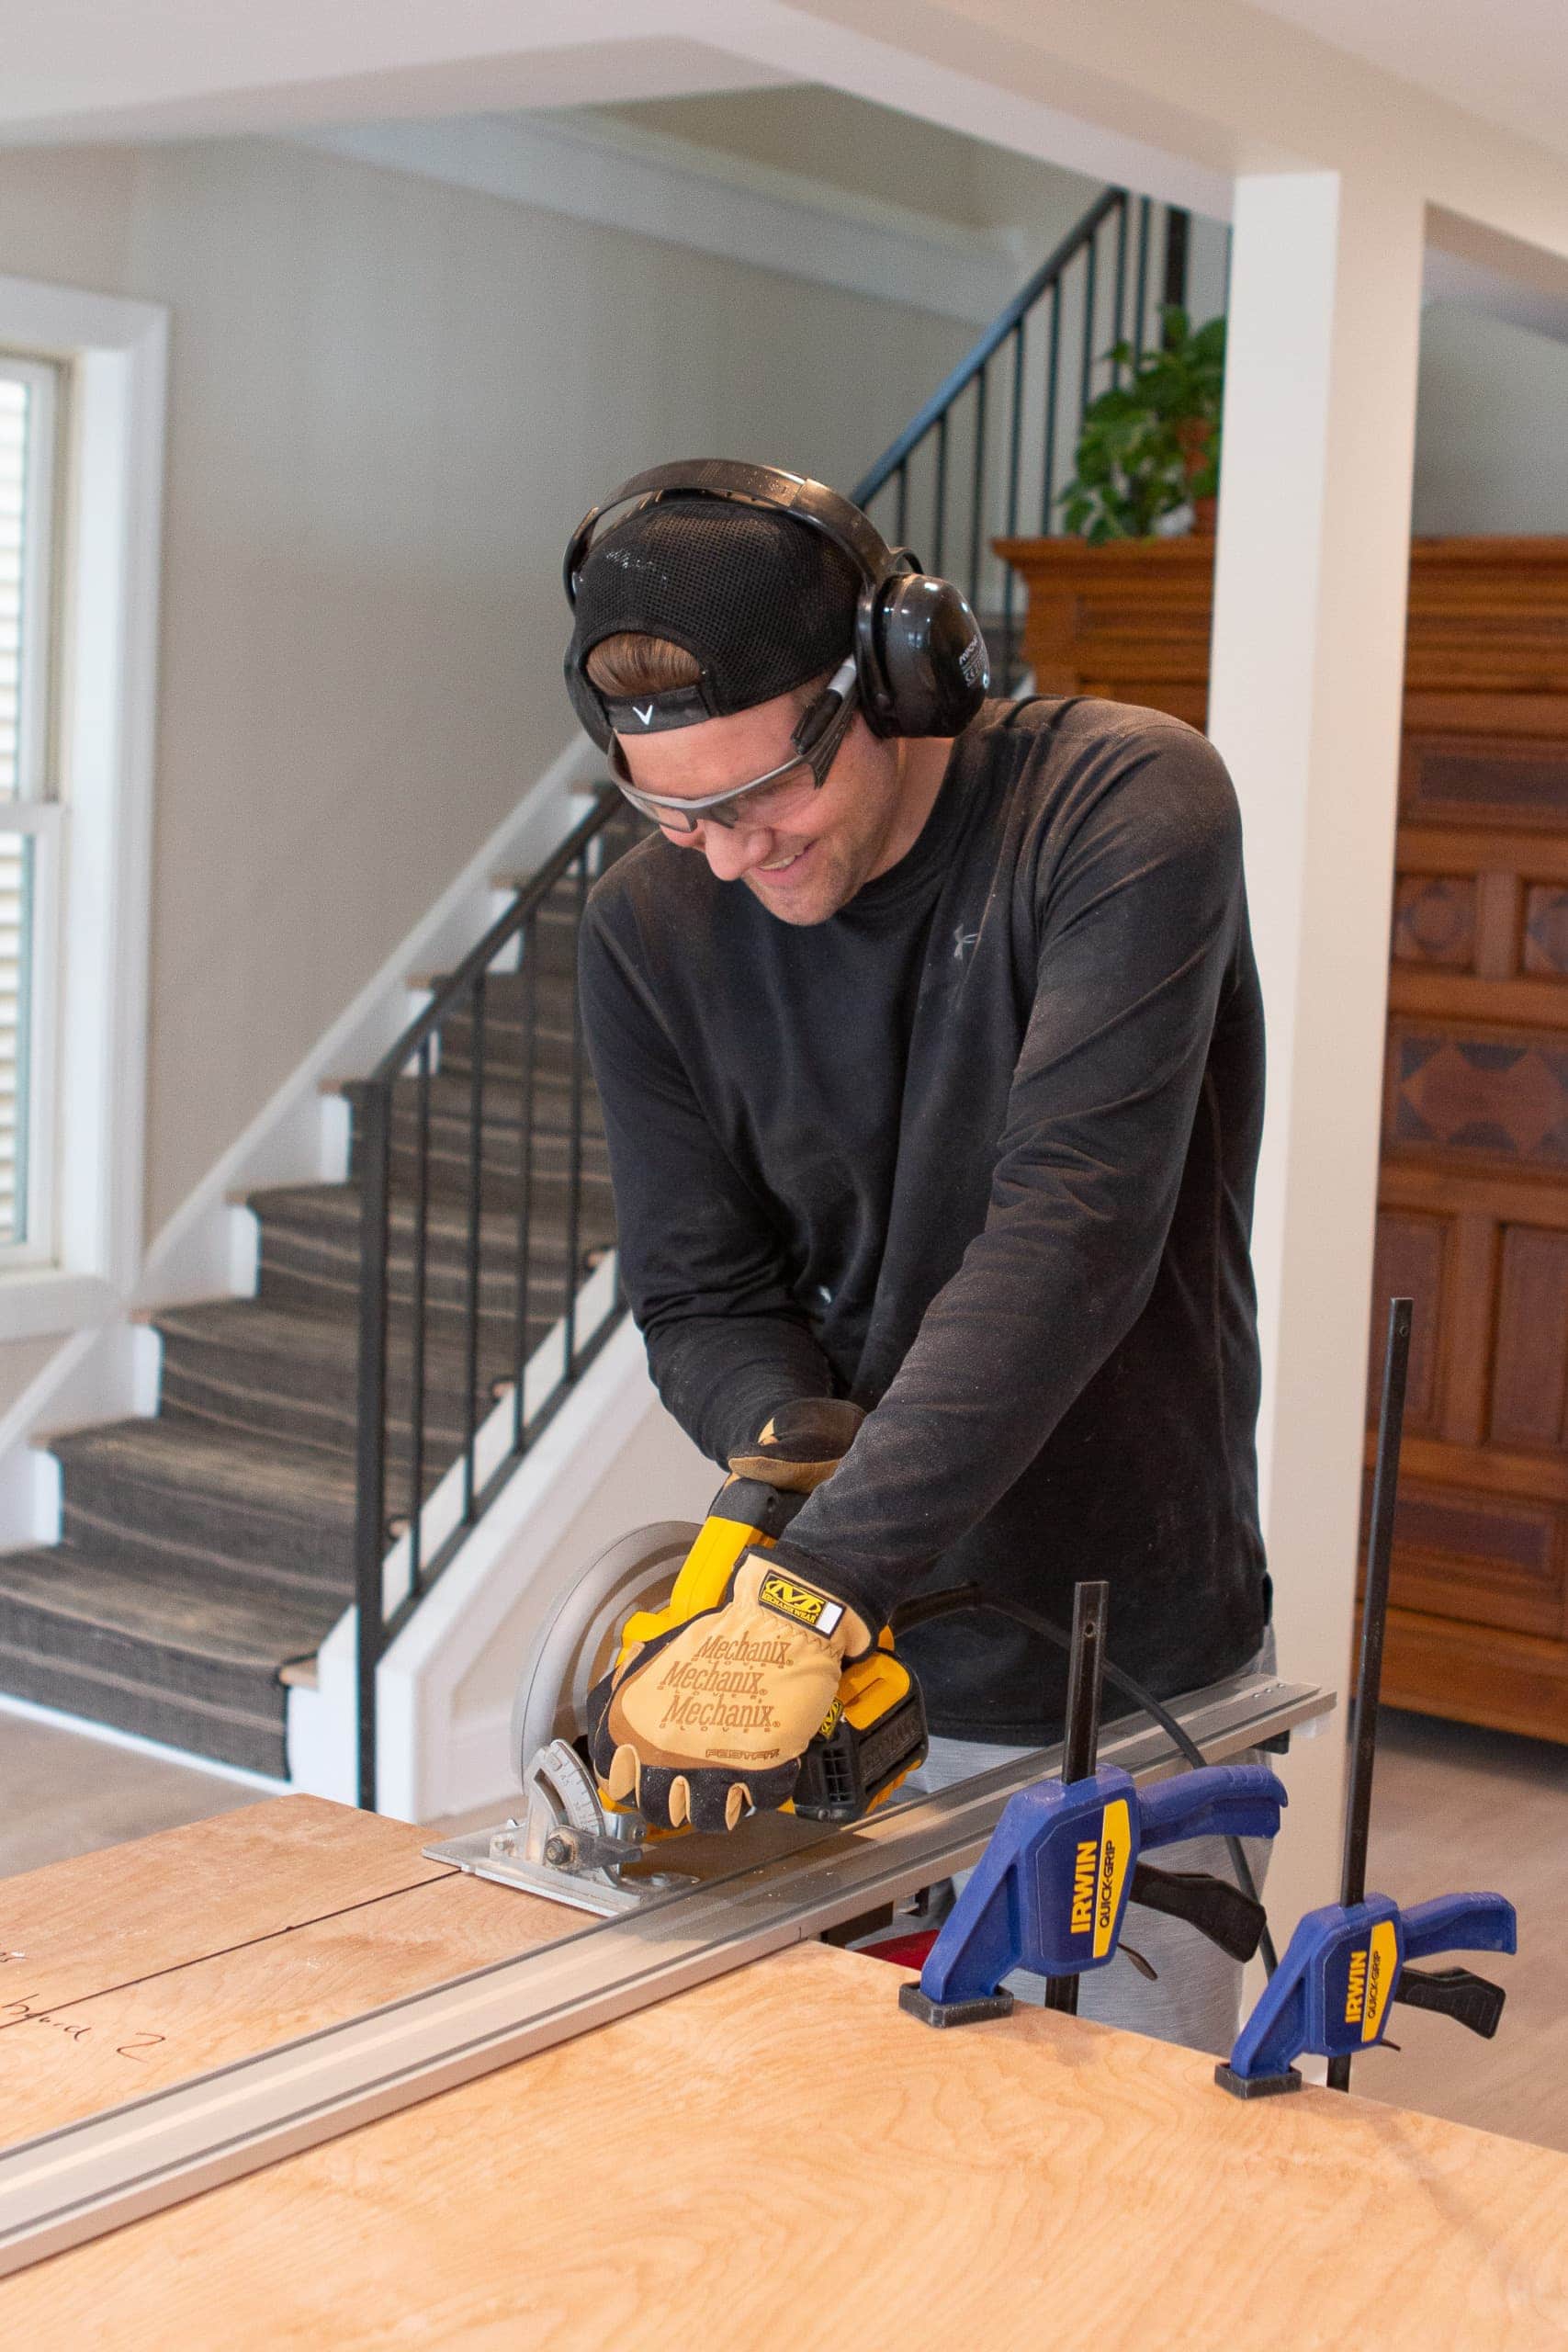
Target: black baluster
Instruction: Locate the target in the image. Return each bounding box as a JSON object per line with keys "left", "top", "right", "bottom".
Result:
{"left": 1133, "top": 197, "right": 1152, "bottom": 365}
{"left": 1001, "top": 321, "right": 1024, "bottom": 678}
{"left": 353, "top": 1083, "right": 392, "bottom": 1812}
{"left": 562, "top": 854, "right": 589, "bottom": 1381}
{"left": 967, "top": 364, "right": 987, "bottom": 619}
{"left": 512, "top": 908, "right": 537, "bottom": 1453}
{"left": 1110, "top": 196, "right": 1129, "bottom": 389}
{"left": 1041, "top": 278, "right": 1062, "bottom": 534}
{"left": 1080, "top": 224, "right": 1099, "bottom": 420}
{"left": 896, "top": 458, "right": 908, "bottom": 544}
{"left": 406, "top": 1038, "right": 430, "bottom": 1593}
{"left": 931, "top": 408, "right": 950, "bottom": 576}
{"left": 460, "top": 969, "right": 486, "bottom": 1523}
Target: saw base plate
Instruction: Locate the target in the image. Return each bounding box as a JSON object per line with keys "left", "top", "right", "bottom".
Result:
{"left": 425, "top": 1805, "right": 854, "bottom": 1917}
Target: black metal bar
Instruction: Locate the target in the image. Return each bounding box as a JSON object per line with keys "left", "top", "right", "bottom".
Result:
{"left": 1043, "top": 1578, "right": 1110, "bottom": 2015}
{"left": 1080, "top": 223, "right": 1099, "bottom": 424}
{"left": 852, "top": 186, "right": 1122, "bottom": 507}
{"left": 1110, "top": 194, "right": 1129, "bottom": 389}
{"left": 1163, "top": 206, "right": 1190, "bottom": 315}
{"left": 512, "top": 909, "right": 538, "bottom": 1452}
{"left": 406, "top": 1039, "right": 431, "bottom": 1593}
{"left": 369, "top": 792, "right": 619, "bottom": 1083}
{"left": 999, "top": 321, "right": 1025, "bottom": 676}
{"left": 353, "top": 1084, "right": 392, "bottom": 1812}
{"left": 966, "top": 365, "right": 987, "bottom": 615}
{"left": 895, "top": 458, "right": 908, "bottom": 544}
{"left": 931, "top": 409, "right": 949, "bottom": 576}
{"left": 561, "top": 853, "right": 591, "bottom": 1379}
{"left": 1041, "top": 278, "right": 1062, "bottom": 534}
{"left": 460, "top": 970, "right": 487, "bottom": 1524}
{"left": 1327, "top": 1296, "right": 1414, "bottom": 2092}
{"left": 1133, "top": 197, "right": 1151, "bottom": 364}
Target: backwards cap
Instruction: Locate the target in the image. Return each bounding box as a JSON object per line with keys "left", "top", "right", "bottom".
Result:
{"left": 564, "top": 493, "right": 860, "bottom": 741}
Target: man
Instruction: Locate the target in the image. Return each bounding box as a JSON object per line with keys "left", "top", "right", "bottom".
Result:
{"left": 564, "top": 463, "right": 1271, "bottom": 2049}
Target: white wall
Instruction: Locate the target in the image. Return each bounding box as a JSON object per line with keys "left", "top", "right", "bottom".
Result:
{"left": 0, "top": 130, "right": 972, "bottom": 1269}
{"left": 1415, "top": 301, "right": 1568, "bottom": 534}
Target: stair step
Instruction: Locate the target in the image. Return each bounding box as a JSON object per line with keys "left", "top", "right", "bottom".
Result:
{"left": 48, "top": 1419, "right": 357, "bottom": 1595}
{"left": 0, "top": 1543, "right": 340, "bottom": 1777}
{"left": 251, "top": 1181, "right": 614, "bottom": 1337}
{"left": 345, "top": 1073, "right": 611, "bottom": 1217}
{"left": 153, "top": 1297, "right": 556, "bottom": 1476}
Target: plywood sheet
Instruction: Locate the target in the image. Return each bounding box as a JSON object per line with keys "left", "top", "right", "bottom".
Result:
{"left": 0, "top": 1868, "right": 576, "bottom": 2141}
{"left": 0, "top": 1796, "right": 447, "bottom": 2014}
{"left": 6, "top": 1941, "right": 1566, "bottom": 2350}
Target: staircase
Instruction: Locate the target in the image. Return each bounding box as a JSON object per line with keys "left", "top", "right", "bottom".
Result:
{"left": 0, "top": 810, "right": 631, "bottom": 1776}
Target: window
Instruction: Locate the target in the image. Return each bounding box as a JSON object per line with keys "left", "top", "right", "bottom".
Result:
{"left": 0, "top": 355, "right": 62, "bottom": 1263}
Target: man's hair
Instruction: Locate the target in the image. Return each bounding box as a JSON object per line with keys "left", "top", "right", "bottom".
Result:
{"left": 585, "top": 633, "right": 701, "bottom": 699}
{"left": 586, "top": 631, "right": 829, "bottom": 718}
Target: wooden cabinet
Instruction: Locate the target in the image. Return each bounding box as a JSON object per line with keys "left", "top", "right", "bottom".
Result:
{"left": 998, "top": 534, "right": 1568, "bottom": 1743}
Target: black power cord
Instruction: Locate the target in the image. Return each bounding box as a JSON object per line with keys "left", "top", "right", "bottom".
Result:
{"left": 889, "top": 1582, "right": 1280, "bottom": 1976}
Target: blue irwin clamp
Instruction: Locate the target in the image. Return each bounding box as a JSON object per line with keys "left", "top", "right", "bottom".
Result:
{"left": 900, "top": 1761, "right": 1287, "bottom": 2027}
{"left": 1216, "top": 1889, "right": 1517, "bottom": 2098}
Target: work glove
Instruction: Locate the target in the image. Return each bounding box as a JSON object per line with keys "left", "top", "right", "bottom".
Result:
{"left": 728, "top": 1397, "right": 865, "bottom": 1493}
{"left": 585, "top": 1549, "right": 875, "bottom": 1833}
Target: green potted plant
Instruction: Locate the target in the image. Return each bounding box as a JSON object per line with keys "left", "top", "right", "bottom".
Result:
{"left": 1058, "top": 307, "right": 1225, "bottom": 544}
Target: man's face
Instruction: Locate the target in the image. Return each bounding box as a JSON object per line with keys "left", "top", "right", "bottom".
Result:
{"left": 616, "top": 686, "right": 912, "bottom": 927}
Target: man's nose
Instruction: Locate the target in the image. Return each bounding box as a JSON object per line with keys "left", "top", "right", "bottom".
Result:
{"left": 700, "top": 820, "right": 774, "bottom": 883}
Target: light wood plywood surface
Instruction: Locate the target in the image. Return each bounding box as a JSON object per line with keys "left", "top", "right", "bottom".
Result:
{"left": 6, "top": 1936, "right": 1567, "bottom": 2350}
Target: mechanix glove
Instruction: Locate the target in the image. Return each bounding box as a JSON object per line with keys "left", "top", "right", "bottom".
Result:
{"left": 728, "top": 1397, "right": 866, "bottom": 1493}
{"left": 585, "top": 1552, "right": 874, "bottom": 1833}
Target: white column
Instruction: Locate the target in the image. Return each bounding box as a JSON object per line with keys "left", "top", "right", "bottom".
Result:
{"left": 1207, "top": 172, "right": 1426, "bottom": 1927}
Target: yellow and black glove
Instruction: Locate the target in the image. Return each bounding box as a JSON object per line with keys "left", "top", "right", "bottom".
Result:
{"left": 585, "top": 1550, "right": 875, "bottom": 1831}
{"left": 728, "top": 1396, "right": 865, "bottom": 1493}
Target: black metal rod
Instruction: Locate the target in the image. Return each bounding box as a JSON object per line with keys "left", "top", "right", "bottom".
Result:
{"left": 999, "top": 321, "right": 1024, "bottom": 672}
{"left": 1133, "top": 197, "right": 1151, "bottom": 364}
{"left": 931, "top": 408, "right": 949, "bottom": 576}
{"left": 460, "top": 970, "right": 487, "bottom": 1523}
{"left": 1044, "top": 1578, "right": 1110, "bottom": 2015}
{"left": 406, "top": 1039, "right": 431, "bottom": 1592}
{"left": 561, "top": 854, "right": 590, "bottom": 1379}
{"left": 353, "top": 1085, "right": 393, "bottom": 1812}
{"left": 852, "top": 185, "right": 1123, "bottom": 508}
{"left": 512, "top": 910, "right": 538, "bottom": 1453}
{"left": 1040, "top": 277, "right": 1061, "bottom": 534}
{"left": 1326, "top": 1295, "right": 1414, "bottom": 2093}
{"left": 1163, "top": 206, "right": 1190, "bottom": 315}
{"left": 1079, "top": 226, "right": 1099, "bottom": 426}
{"left": 966, "top": 364, "right": 987, "bottom": 615}
{"left": 1110, "top": 194, "right": 1129, "bottom": 389}
{"left": 895, "top": 458, "right": 908, "bottom": 545}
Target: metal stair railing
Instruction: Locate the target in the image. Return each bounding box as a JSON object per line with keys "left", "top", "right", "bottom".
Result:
{"left": 852, "top": 189, "right": 1190, "bottom": 684}
{"left": 353, "top": 786, "right": 629, "bottom": 1808}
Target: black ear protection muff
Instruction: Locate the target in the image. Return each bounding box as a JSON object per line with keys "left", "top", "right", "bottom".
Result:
{"left": 563, "top": 458, "right": 989, "bottom": 747}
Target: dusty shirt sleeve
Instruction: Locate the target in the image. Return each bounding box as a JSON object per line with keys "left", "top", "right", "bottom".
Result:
{"left": 579, "top": 893, "right": 837, "bottom": 1467}
{"left": 777, "top": 729, "right": 1250, "bottom": 1628}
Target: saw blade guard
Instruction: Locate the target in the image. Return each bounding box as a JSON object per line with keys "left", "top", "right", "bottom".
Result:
{"left": 510, "top": 1521, "right": 703, "bottom": 1784}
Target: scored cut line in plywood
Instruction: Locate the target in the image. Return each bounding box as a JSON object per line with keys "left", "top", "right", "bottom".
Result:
{"left": 0, "top": 1797, "right": 455, "bottom": 2017}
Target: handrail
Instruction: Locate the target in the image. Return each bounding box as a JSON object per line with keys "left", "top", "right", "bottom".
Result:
{"left": 852, "top": 187, "right": 1123, "bottom": 509}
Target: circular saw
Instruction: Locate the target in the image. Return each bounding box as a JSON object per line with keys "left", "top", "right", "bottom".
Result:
{"left": 431, "top": 1478, "right": 929, "bottom": 1917}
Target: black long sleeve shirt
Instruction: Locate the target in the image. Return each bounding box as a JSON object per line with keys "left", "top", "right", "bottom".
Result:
{"left": 579, "top": 696, "right": 1269, "bottom": 1741}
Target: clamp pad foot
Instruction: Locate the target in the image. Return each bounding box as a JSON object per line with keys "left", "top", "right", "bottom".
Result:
{"left": 1214, "top": 2062, "right": 1303, "bottom": 2099}
{"left": 898, "top": 1983, "right": 1015, "bottom": 2029}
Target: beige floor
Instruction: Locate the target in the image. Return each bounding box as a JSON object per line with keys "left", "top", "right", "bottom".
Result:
{"left": 1, "top": 1701, "right": 1562, "bottom": 2151}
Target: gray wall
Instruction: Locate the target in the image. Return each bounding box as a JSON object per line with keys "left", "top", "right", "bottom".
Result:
{"left": 0, "top": 133, "right": 971, "bottom": 1254}
{"left": 1414, "top": 301, "right": 1568, "bottom": 535}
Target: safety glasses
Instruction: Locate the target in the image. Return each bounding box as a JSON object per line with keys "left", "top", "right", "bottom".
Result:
{"left": 611, "top": 663, "right": 860, "bottom": 834}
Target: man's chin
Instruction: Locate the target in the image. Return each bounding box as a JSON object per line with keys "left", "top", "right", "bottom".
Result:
{"left": 742, "top": 846, "right": 850, "bottom": 925}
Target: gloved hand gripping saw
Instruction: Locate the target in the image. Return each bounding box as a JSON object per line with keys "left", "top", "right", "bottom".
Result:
{"left": 586, "top": 1400, "right": 927, "bottom": 1831}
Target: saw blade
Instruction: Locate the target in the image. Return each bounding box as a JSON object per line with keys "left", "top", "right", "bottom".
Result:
{"left": 509, "top": 1520, "right": 702, "bottom": 1781}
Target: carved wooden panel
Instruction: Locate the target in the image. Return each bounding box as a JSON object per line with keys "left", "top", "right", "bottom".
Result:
{"left": 1522, "top": 885, "right": 1568, "bottom": 978}
{"left": 1392, "top": 876, "right": 1476, "bottom": 968}
{"left": 1370, "top": 1476, "right": 1564, "bottom": 1639}
{"left": 1368, "top": 1212, "right": 1447, "bottom": 1434}
{"left": 1402, "top": 734, "right": 1568, "bottom": 830}
{"left": 1491, "top": 1227, "right": 1568, "bottom": 1450}
{"left": 1386, "top": 1023, "right": 1568, "bottom": 1168}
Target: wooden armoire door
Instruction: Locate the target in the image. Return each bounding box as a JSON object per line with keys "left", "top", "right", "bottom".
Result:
{"left": 1376, "top": 698, "right": 1568, "bottom": 1742}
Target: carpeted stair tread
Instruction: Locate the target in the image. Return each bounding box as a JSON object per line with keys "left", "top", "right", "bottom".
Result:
{"left": 0, "top": 1541, "right": 339, "bottom": 1668}
{"left": 50, "top": 1418, "right": 357, "bottom": 1527}
{"left": 249, "top": 1179, "right": 608, "bottom": 1258}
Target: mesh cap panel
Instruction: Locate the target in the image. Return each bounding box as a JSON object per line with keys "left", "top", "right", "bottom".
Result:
{"left": 567, "top": 494, "right": 862, "bottom": 722}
